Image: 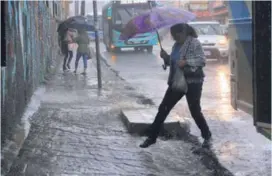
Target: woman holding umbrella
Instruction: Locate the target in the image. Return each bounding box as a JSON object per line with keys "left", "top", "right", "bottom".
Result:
{"left": 73, "top": 29, "right": 90, "bottom": 75}
{"left": 63, "top": 28, "right": 78, "bottom": 71}
{"left": 140, "top": 23, "right": 212, "bottom": 148}
{"left": 119, "top": 6, "right": 212, "bottom": 148}
{"left": 57, "top": 16, "right": 94, "bottom": 73}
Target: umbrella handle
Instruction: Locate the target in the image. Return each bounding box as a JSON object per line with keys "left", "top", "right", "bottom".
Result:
{"left": 156, "top": 30, "right": 162, "bottom": 49}
{"left": 148, "top": 1, "right": 163, "bottom": 50}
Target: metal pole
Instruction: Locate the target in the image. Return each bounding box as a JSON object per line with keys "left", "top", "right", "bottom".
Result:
{"left": 93, "top": 0, "right": 102, "bottom": 89}
{"left": 80, "top": 0, "right": 85, "bottom": 16}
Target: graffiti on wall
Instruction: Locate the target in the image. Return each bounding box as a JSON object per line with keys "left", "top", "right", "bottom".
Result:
{"left": 1, "top": 1, "right": 60, "bottom": 143}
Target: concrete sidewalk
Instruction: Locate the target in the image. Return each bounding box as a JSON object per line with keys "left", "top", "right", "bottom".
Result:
{"left": 6, "top": 55, "right": 231, "bottom": 176}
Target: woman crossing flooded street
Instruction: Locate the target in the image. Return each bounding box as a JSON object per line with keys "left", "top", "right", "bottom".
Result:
{"left": 140, "top": 23, "right": 212, "bottom": 148}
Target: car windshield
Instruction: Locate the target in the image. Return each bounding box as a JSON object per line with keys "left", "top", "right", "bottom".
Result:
{"left": 190, "top": 24, "right": 223, "bottom": 35}
{"left": 114, "top": 6, "right": 149, "bottom": 29}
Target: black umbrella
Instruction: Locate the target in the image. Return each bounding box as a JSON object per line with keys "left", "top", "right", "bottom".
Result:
{"left": 57, "top": 16, "right": 95, "bottom": 32}
{"left": 66, "top": 20, "right": 95, "bottom": 31}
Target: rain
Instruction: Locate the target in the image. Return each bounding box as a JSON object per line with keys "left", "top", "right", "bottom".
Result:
{"left": 1, "top": 1, "right": 271, "bottom": 176}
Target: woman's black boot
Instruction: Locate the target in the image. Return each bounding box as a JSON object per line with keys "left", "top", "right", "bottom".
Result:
{"left": 139, "top": 137, "right": 156, "bottom": 148}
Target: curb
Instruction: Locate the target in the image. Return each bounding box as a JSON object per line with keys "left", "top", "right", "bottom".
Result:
{"left": 120, "top": 108, "right": 190, "bottom": 137}
{"left": 91, "top": 45, "right": 191, "bottom": 137}
{"left": 92, "top": 45, "right": 190, "bottom": 137}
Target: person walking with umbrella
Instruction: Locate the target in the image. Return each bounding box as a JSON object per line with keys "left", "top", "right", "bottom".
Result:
{"left": 73, "top": 29, "right": 90, "bottom": 75}
{"left": 140, "top": 23, "right": 212, "bottom": 148}
{"left": 57, "top": 16, "right": 95, "bottom": 73}
{"left": 119, "top": 6, "right": 211, "bottom": 147}
{"left": 63, "top": 28, "right": 78, "bottom": 71}
{"left": 59, "top": 28, "right": 70, "bottom": 72}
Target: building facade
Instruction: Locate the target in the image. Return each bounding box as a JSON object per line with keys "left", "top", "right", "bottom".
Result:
{"left": 210, "top": 0, "right": 229, "bottom": 24}
{"left": 185, "top": 1, "right": 213, "bottom": 21}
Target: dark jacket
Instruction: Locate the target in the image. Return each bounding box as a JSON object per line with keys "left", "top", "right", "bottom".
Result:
{"left": 74, "top": 31, "right": 90, "bottom": 54}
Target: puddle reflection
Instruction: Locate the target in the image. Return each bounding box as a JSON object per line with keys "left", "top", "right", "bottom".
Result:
{"left": 111, "top": 55, "right": 117, "bottom": 63}
{"left": 218, "top": 71, "right": 229, "bottom": 95}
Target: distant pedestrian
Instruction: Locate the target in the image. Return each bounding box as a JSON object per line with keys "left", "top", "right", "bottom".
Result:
{"left": 73, "top": 29, "right": 90, "bottom": 75}
{"left": 140, "top": 23, "right": 212, "bottom": 148}
{"left": 63, "top": 28, "right": 77, "bottom": 71}
{"left": 59, "top": 28, "right": 69, "bottom": 71}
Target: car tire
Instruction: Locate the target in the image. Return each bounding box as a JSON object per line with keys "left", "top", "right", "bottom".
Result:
{"left": 217, "top": 56, "right": 225, "bottom": 64}
{"left": 147, "top": 46, "right": 153, "bottom": 53}
{"left": 134, "top": 47, "right": 140, "bottom": 52}
{"left": 112, "top": 47, "right": 121, "bottom": 53}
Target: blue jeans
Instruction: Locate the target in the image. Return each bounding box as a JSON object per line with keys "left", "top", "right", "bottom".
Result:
{"left": 75, "top": 52, "right": 88, "bottom": 70}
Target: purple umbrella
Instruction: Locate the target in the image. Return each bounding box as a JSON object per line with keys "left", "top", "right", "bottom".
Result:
{"left": 120, "top": 7, "right": 196, "bottom": 40}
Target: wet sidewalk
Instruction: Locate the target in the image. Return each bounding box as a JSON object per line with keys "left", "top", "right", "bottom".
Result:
{"left": 7, "top": 58, "right": 231, "bottom": 176}
{"left": 173, "top": 64, "right": 272, "bottom": 176}
{"left": 92, "top": 40, "right": 271, "bottom": 176}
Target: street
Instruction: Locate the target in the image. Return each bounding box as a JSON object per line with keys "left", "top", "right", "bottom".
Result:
{"left": 92, "top": 39, "right": 271, "bottom": 176}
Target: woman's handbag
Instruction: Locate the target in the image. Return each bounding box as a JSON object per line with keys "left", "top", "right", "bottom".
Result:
{"left": 171, "top": 64, "right": 188, "bottom": 93}
{"left": 87, "top": 47, "right": 95, "bottom": 60}
{"left": 182, "top": 39, "right": 204, "bottom": 79}
{"left": 183, "top": 65, "right": 204, "bottom": 78}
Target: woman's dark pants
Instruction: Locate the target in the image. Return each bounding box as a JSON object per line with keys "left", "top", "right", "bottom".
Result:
{"left": 63, "top": 51, "right": 73, "bottom": 70}
{"left": 149, "top": 82, "right": 211, "bottom": 140}
{"left": 75, "top": 52, "right": 88, "bottom": 69}
{"left": 61, "top": 43, "right": 73, "bottom": 71}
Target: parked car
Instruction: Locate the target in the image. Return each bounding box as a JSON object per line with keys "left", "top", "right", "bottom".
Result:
{"left": 189, "top": 21, "right": 229, "bottom": 62}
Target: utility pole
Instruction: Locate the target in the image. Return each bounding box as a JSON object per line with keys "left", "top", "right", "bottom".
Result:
{"left": 93, "top": 0, "right": 102, "bottom": 89}
{"left": 80, "top": 0, "right": 85, "bottom": 16}
{"left": 75, "top": 0, "right": 79, "bottom": 15}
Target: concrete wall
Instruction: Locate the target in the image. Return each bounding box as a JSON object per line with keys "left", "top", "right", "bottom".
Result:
{"left": 1, "top": 1, "right": 63, "bottom": 146}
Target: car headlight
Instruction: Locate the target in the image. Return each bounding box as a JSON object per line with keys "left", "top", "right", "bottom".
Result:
{"left": 217, "top": 37, "right": 228, "bottom": 47}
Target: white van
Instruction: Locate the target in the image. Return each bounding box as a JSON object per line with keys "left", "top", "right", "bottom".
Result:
{"left": 189, "top": 21, "right": 229, "bottom": 62}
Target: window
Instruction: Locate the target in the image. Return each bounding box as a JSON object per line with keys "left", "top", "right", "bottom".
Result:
{"left": 45, "top": 1, "right": 49, "bottom": 7}
{"left": 114, "top": 5, "right": 149, "bottom": 29}
{"left": 190, "top": 24, "right": 222, "bottom": 35}
{"left": 53, "top": 2, "right": 58, "bottom": 17}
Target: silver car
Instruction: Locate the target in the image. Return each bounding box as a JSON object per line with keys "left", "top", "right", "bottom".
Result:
{"left": 189, "top": 21, "right": 229, "bottom": 62}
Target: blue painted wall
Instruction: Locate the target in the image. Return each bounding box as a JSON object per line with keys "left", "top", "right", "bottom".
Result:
{"left": 228, "top": 1, "right": 253, "bottom": 112}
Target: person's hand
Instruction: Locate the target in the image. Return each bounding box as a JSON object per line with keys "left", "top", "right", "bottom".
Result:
{"left": 179, "top": 59, "right": 187, "bottom": 68}
{"left": 160, "top": 49, "right": 168, "bottom": 59}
